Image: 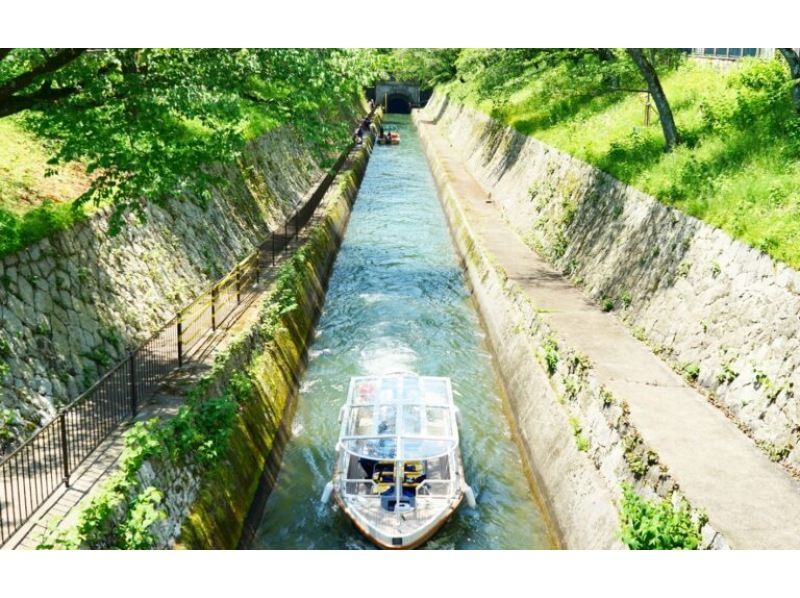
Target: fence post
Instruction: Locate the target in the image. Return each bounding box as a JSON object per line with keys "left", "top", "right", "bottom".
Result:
{"left": 177, "top": 315, "right": 183, "bottom": 368}
{"left": 236, "top": 266, "right": 242, "bottom": 304}
{"left": 59, "top": 413, "right": 70, "bottom": 487}
{"left": 129, "top": 352, "right": 138, "bottom": 416}
{"left": 211, "top": 286, "right": 218, "bottom": 331}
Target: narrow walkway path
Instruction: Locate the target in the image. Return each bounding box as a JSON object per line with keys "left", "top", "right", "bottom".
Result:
{"left": 417, "top": 117, "right": 800, "bottom": 549}
{"left": 1, "top": 171, "right": 329, "bottom": 550}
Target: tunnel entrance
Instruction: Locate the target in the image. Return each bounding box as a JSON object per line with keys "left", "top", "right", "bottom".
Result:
{"left": 375, "top": 82, "right": 421, "bottom": 114}
{"left": 386, "top": 94, "right": 412, "bottom": 114}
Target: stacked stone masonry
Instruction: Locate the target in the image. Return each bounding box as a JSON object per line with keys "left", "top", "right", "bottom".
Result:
{"left": 0, "top": 127, "right": 321, "bottom": 453}
{"left": 425, "top": 92, "right": 800, "bottom": 472}
{"left": 414, "top": 105, "right": 727, "bottom": 548}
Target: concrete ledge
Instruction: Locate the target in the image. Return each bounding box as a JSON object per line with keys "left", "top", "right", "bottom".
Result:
{"left": 414, "top": 111, "right": 622, "bottom": 549}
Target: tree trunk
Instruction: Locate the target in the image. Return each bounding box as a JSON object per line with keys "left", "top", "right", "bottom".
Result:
{"left": 778, "top": 48, "right": 800, "bottom": 114}
{"left": 627, "top": 48, "right": 680, "bottom": 151}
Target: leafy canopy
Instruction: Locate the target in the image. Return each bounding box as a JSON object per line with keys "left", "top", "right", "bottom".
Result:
{"left": 0, "top": 48, "right": 377, "bottom": 233}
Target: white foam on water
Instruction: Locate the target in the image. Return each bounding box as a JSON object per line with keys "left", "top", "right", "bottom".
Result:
{"left": 358, "top": 292, "right": 391, "bottom": 304}
{"left": 359, "top": 339, "right": 418, "bottom": 375}
{"left": 308, "top": 348, "right": 332, "bottom": 361}
{"left": 300, "top": 378, "right": 319, "bottom": 393}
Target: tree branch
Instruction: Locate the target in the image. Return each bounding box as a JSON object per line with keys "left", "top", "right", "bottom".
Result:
{"left": 0, "top": 83, "right": 82, "bottom": 118}
{"left": 240, "top": 90, "right": 275, "bottom": 106}
{"left": 0, "top": 48, "right": 86, "bottom": 102}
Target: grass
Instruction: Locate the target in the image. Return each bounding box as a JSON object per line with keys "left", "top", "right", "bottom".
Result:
{"left": 0, "top": 117, "right": 94, "bottom": 257}
{"left": 442, "top": 57, "right": 800, "bottom": 269}
{"left": 0, "top": 117, "right": 91, "bottom": 215}
{"left": 0, "top": 93, "right": 362, "bottom": 259}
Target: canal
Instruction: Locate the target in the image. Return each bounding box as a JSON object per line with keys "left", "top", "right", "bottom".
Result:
{"left": 252, "top": 115, "right": 555, "bottom": 549}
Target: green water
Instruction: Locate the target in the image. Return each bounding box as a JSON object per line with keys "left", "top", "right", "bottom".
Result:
{"left": 252, "top": 115, "right": 555, "bottom": 549}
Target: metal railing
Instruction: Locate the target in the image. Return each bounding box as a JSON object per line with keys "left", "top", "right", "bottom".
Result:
{"left": 0, "top": 111, "right": 376, "bottom": 546}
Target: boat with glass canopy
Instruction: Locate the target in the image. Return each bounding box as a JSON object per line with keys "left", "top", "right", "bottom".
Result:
{"left": 321, "top": 372, "right": 475, "bottom": 549}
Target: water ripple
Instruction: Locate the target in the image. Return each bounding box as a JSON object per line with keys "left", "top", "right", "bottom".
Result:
{"left": 253, "top": 115, "right": 553, "bottom": 550}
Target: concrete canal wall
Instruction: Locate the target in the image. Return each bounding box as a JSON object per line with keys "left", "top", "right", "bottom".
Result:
{"left": 419, "top": 92, "right": 800, "bottom": 475}
{"left": 414, "top": 99, "right": 731, "bottom": 549}
{"left": 179, "top": 136, "right": 376, "bottom": 549}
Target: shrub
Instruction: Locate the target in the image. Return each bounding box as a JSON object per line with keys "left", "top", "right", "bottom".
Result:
{"left": 541, "top": 336, "right": 560, "bottom": 376}
{"left": 0, "top": 202, "right": 87, "bottom": 259}
{"left": 683, "top": 363, "right": 700, "bottom": 381}
{"left": 569, "top": 416, "right": 589, "bottom": 452}
{"left": 716, "top": 361, "right": 739, "bottom": 385}
{"left": 619, "top": 484, "right": 703, "bottom": 550}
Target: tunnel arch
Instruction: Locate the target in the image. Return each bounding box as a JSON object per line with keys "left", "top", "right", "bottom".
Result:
{"left": 385, "top": 93, "right": 412, "bottom": 114}
{"left": 375, "top": 82, "right": 421, "bottom": 113}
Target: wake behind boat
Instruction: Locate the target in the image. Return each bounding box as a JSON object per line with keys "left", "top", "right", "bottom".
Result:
{"left": 321, "top": 373, "right": 475, "bottom": 549}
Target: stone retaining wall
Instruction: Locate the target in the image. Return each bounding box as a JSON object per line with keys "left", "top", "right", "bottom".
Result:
{"left": 0, "top": 126, "right": 327, "bottom": 453}
{"left": 38, "top": 127, "right": 376, "bottom": 550}
{"left": 177, "top": 139, "right": 373, "bottom": 549}
{"left": 423, "top": 92, "right": 800, "bottom": 473}
{"left": 414, "top": 106, "right": 727, "bottom": 549}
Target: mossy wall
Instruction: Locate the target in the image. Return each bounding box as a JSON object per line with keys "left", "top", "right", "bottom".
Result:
{"left": 176, "top": 133, "right": 374, "bottom": 549}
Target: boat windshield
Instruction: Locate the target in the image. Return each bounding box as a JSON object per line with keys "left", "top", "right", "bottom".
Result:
{"left": 339, "top": 374, "right": 458, "bottom": 460}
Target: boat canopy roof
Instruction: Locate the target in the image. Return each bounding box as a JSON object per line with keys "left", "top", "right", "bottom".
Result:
{"left": 338, "top": 374, "right": 458, "bottom": 461}
{"left": 382, "top": 123, "right": 399, "bottom": 131}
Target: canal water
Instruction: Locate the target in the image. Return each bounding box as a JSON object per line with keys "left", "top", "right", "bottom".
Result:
{"left": 252, "top": 115, "right": 555, "bottom": 549}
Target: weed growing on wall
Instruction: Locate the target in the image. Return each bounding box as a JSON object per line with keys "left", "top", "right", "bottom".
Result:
{"left": 37, "top": 368, "right": 253, "bottom": 550}
{"left": 540, "top": 336, "right": 560, "bottom": 376}
{"left": 619, "top": 484, "right": 704, "bottom": 550}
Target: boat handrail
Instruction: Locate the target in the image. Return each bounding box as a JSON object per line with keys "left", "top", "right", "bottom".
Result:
{"left": 414, "top": 479, "right": 455, "bottom": 497}
{"left": 339, "top": 433, "right": 456, "bottom": 442}
{"left": 341, "top": 477, "right": 456, "bottom": 498}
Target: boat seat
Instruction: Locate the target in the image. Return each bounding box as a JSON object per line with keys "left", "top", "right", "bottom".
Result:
{"left": 373, "top": 483, "right": 392, "bottom": 495}
{"left": 380, "top": 486, "right": 416, "bottom": 511}
{"left": 403, "top": 474, "right": 426, "bottom": 486}
{"left": 402, "top": 461, "right": 427, "bottom": 486}
{"left": 372, "top": 467, "right": 395, "bottom": 493}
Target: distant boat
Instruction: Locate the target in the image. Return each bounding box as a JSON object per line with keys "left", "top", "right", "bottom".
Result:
{"left": 377, "top": 123, "right": 400, "bottom": 145}
{"left": 321, "top": 372, "right": 475, "bottom": 549}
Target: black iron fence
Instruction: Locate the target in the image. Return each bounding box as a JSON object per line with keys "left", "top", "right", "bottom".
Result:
{"left": 0, "top": 114, "right": 375, "bottom": 546}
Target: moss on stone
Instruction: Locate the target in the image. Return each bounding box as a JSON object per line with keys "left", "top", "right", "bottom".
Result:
{"left": 176, "top": 134, "right": 372, "bottom": 549}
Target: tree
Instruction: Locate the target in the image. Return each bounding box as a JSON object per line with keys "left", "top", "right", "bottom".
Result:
{"left": 777, "top": 48, "right": 800, "bottom": 113}
{"left": 627, "top": 49, "right": 680, "bottom": 151}
{"left": 381, "top": 49, "right": 461, "bottom": 88}
{"left": 0, "top": 49, "right": 374, "bottom": 232}
{"left": 0, "top": 48, "right": 87, "bottom": 117}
